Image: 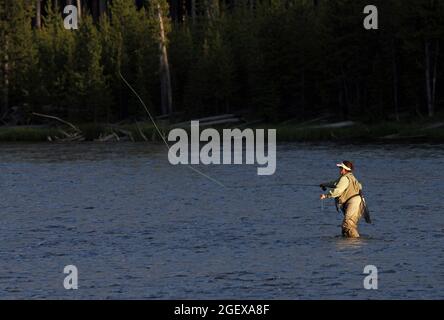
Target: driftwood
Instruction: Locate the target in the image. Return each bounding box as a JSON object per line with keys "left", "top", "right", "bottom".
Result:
{"left": 112, "top": 127, "right": 135, "bottom": 142}
{"left": 58, "top": 129, "right": 72, "bottom": 138}
{"left": 172, "top": 114, "right": 236, "bottom": 127}
{"left": 96, "top": 134, "right": 113, "bottom": 142}
{"left": 32, "top": 113, "right": 139, "bottom": 142}
{"left": 156, "top": 112, "right": 184, "bottom": 120}
{"left": 96, "top": 132, "right": 120, "bottom": 142}
{"left": 172, "top": 114, "right": 242, "bottom": 128}
{"left": 423, "top": 122, "right": 444, "bottom": 130}
{"left": 32, "top": 112, "right": 80, "bottom": 132}
{"left": 55, "top": 131, "right": 84, "bottom": 142}
{"left": 308, "top": 121, "right": 356, "bottom": 129}
{"left": 234, "top": 119, "right": 264, "bottom": 128}
{"left": 380, "top": 133, "right": 426, "bottom": 140}
{"left": 136, "top": 122, "right": 148, "bottom": 142}
{"left": 198, "top": 118, "right": 242, "bottom": 127}
{"left": 65, "top": 134, "right": 85, "bottom": 142}
{"left": 280, "top": 115, "right": 330, "bottom": 126}
{"left": 194, "top": 114, "right": 237, "bottom": 122}
{"left": 121, "top": 129, "right": 135, "bottom": 142}
{"left": 95, "top": 127, "right": 136, "bottom": 142}
{"left": 32, "top": 112, "right": 86, "bottom": 142}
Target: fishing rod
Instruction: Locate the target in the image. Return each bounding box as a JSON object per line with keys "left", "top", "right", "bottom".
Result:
{"left": 295, "top": 184, "right": 324, "bottom": 188}
{"left": 228, "top": 183, "right": 324, "bottom": 189}
{"left": 279, "top": 183, "right": 324, "bottom": 188}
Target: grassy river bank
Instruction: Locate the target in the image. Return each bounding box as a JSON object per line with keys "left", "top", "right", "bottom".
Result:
{"left": 0, "top": 121, "right": 443, "bottom": 143}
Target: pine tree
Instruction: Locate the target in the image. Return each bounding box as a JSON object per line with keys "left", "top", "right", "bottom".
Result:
{"left": 169, "top": 23, "right": 194, "bottom": 113}
{"left": 105, "top": 0, "right": 160, "bottom": 119}
{"left": 33, "top": 2, "right": 75, "bottom": 116}
{"left": 72, "top": 14, "right": 109, "bottom": 122}
{"left": 400, "top": 0, "right": 444, "bottom": 117}
{"left": 0, "top": 0, "right": 35, "bottom": 117}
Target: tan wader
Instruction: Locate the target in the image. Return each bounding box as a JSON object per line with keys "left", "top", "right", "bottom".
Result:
{"left": 326, "top": 173, "right": 366, "bottom": 238}
{"left": 341, "top": 195, "right": 362, "bottom": 238}
{"left": 337, "top": 173, "right": 364, "bottom": 238}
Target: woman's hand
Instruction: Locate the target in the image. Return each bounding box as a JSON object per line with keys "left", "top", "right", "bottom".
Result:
{"left": 320, "top": 194, "right": 327, "bottom": 200}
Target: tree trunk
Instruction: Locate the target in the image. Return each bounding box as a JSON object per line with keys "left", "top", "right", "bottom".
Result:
{"left": 76, "top": 0, "right": 82, "bottom": 23}
{"left": 158, "top": 3, "right": 173, "bottom": 116}
{"left": 170, "top": 0, "right": 178, "bottom": 23}
{"left": 99, "top": 0, "right": 106, "bottom": 15}
{"left": 392, "top": 39, "right": 400, "bottom": 121}
{"left": 191, "top": 0, "right": 196, "bottom": 23}
{"left": 301, "top": 68, "right": 306, "bottom": 113}
{"left": 205, "top": 1, "right": 210, "bottom": 20}
{"left": 341, "top": 67, "right": 350, "bottom": 119}
{"left": 2, "top": 35, "right": 9, "bottom": 118}
{"left": 432, "top": 41, "right": 439, "bottom": 109}
{"left": 212, "top": 0, "right": 220, "bottom": 17}
{"left": 338, "top": 90, "right": 344, "bottom": 119}
{"left": 91, "top": 0, "right": 98, "bottom": 21}
{"left": 425, "top": 40, "right": 434, "bottom": 117}
{"left": 180, "top": 0, "right": 187, "bottom": 22}
{"left": 36, "top": 0, "right": 42, "bottom": 28}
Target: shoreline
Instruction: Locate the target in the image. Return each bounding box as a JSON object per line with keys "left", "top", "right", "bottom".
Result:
{"left": 0, "top": 121, "right": 443, "bottom": 143}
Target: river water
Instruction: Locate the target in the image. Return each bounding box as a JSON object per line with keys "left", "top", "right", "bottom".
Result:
{"left": 0, "top": 142, "right": 443, "bottom": 299}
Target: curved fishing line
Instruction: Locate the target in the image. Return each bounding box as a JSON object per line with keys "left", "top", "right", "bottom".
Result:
{"left": 119, "top": 72, "right": 225, "bottom": 188}
{"left": 119, "top": 71, "right": 169, "bottom": 147}
{"left": 185, "top": 163, "right": 225, "bottom": 187}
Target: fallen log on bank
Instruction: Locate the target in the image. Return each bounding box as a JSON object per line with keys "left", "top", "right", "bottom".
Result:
{"left": 307, "top": 121, "right": 356, "bottom": 129}
{"left": 135, "top": 122, "right": 148, "bottom": 142}
{"left": 171, "top": 114, "right": 243, "bottom": 129}
{"left": 280, "top": 115, "right": 331, "bottom": 126}
{"left": 379, "top": 133, "right": 426, "bottom": 141}
{"left": 32, "top": 112, "right": 80, "bottom": 133}
{"left": 32, "top": 112, "right": 85, "bottom": 142}
{"left": 96, "top": 132, "right": 120, "bottom": 142}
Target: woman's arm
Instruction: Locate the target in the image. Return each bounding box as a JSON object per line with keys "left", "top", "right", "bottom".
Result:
{"left": 320, "top": 180, "right": 337, "bottom": 188}
{"left": 326, "top": 176, "right": 349, "bottom": 198}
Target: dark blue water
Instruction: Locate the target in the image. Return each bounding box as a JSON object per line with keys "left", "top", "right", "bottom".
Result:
{"left": 0, "top": 142, "right": 443, "bottom": 299}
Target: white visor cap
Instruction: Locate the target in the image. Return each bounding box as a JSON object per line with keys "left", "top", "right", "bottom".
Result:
{"left": 336, "top": 162, "right": 352, "bottom": 171}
